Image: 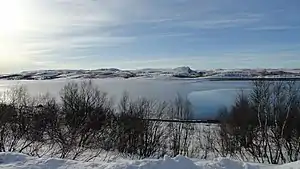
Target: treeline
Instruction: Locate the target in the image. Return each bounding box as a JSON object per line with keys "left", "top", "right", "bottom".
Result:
{"left": 0, "top": 80, "right": 299, "bottom": 164}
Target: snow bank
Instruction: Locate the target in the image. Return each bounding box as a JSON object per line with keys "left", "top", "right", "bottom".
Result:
{"left": 0, "top": 152, "right": 299, "bottom": 169}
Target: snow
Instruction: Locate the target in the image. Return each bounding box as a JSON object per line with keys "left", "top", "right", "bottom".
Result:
{"left": 0, "top": 152, "right": 299, "bottom": 169}
{"left": 3, "top": 67, "right": 299, "bottom": 80}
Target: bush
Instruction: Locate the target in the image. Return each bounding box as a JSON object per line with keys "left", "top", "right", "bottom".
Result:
{"left": 114, "top": 92, "right": 168, "bottom": 158}
{"left": 220, "top": 80, "right": 300, "bottom": 164}
{"left": 53, "top": 81, "right": 115, "bottom": 159}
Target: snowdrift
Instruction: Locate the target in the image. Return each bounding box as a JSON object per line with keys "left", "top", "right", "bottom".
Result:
{"left": 0, "top": 152, "right": 299, "bottom": 169}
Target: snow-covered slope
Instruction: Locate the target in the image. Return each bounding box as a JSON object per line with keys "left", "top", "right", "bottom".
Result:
{"left": 0, "top": 152, "right": 300, "bottom": 169}
{"left": 0, "top": 67, "right": 300, "bottom": 80}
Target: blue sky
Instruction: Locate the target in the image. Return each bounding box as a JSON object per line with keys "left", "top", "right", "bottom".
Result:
{"left": 0, "top": 0, "right": 300, "bottom": 72}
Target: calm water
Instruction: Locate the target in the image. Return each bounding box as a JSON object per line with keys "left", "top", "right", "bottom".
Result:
{"left": 0, "top": 78, "right": 252, "bottom": 119}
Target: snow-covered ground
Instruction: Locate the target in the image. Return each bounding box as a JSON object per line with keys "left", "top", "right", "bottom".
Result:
{"left": 1, "top": 152, "right": 300, "bottom": 169}
{"left": 1, "top": 67, "right": 300, "bottom": 80}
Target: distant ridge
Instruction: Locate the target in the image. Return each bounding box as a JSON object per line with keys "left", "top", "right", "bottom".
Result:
{"left": 1, "top": 66, "right": 300, "bottom": 80}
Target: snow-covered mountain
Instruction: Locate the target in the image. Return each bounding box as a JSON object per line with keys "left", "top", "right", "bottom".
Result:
{"left": 0, "top": 67, "right": 299, "bottom": 80}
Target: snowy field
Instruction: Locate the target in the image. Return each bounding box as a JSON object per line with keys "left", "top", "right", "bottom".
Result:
{"left": 1, "top": 152, "right": 300, "bottom": 169}
{"left": 0, "top": 79, "right": 251, "bottom": 119}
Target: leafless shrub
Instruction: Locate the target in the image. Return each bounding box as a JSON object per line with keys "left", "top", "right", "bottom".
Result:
{"left": 167, "top": 95, "right": 194, "bottom": 157}
{"left": 49, "top": 80, "right": 114, "bottom": 160}
{"left": 220, "top": 80, "right": 300, "bottom": 164}
{"left": 0, "top": 86, "right": 52, "bottom": 155}
{"left": 114, "top": 92, "right": 168, "bottom": 158}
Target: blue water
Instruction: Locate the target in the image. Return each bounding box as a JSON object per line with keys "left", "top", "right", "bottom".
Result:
{"left": 0, "top": 79, "right": 252, "bottom": 119}
{"left": 188, "top": 88, "right": 252, "bottom": 119}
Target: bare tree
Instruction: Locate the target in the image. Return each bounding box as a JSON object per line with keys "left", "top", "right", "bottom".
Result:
{"left": 167, "top": 95, "right": 194, "bottom": 157}
{"left": 114, "top": 93, "right": 168, "bottom": 158}
{"left": 220, "top": 80, "right": 300, "bottom": 164}
{"left": 49, "top": 80, "right": 114, "bottom": 160}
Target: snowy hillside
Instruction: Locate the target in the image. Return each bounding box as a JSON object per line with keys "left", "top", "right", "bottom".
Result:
{"left": 0, "top": 67, "right": 300, "bottom": 80}
{"left": 1, "top": 152, "right": 300, "bottom": 169}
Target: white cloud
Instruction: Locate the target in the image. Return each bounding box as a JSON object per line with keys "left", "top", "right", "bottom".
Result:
{"left": 0, "top": 0, "right": 299, "bottom": 72}
{"left": 246, "top": 25, "right": 300, "bottom": 31}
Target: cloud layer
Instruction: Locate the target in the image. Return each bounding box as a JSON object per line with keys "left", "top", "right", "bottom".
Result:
{"left": 0, "top": 0, "right": 300, "bottom": 72}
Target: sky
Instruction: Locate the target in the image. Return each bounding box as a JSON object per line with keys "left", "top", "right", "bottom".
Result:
{"left": 0, "top": 0, "right": 300, "bottom": 73}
